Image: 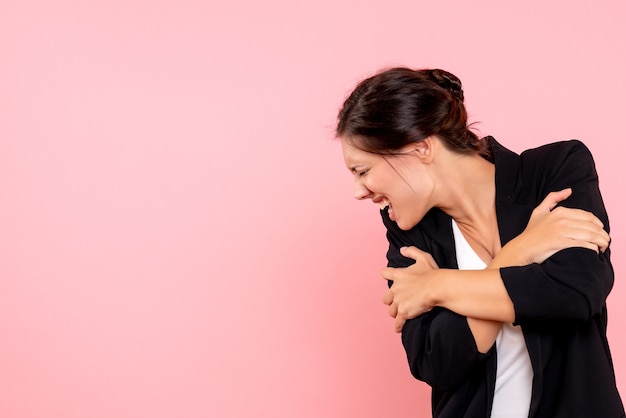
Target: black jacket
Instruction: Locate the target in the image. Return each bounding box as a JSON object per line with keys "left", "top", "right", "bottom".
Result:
{"left": 382, "top": 138, "right": 625, "bottom": 417}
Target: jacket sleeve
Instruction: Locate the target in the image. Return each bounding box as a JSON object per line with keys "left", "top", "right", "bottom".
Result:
{"left": 500, "top": 140, "right": 614, "bottom": 323}
{"left": 384, "top": 211, "right": 492, "bottom": 390}
{"left": 400, "top": 309, "right": 492, "bottom": 390}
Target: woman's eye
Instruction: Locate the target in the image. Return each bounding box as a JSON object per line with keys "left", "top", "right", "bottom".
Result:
{"left": 358, "top": 170, "right": 368, "bottom": 178}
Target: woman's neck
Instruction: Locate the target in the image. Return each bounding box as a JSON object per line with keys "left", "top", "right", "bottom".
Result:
{"left": 435, "top": 152, "right": 501, "bottom": 261}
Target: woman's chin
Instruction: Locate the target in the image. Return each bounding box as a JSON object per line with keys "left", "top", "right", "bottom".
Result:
{"left": 396, "top": 219, "right": 411, "bottom": 231}
{"left": 396, "top": 215, "right": 419, "bottom": 231}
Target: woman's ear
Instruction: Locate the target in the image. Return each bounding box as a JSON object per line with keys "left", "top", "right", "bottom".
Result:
{"left": 413, "top": 136, "right": 436, "bottom": 164}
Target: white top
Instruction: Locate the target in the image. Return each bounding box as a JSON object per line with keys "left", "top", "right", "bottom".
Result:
{"left": 451, "top": 219, "right": 533, "bottom": 418}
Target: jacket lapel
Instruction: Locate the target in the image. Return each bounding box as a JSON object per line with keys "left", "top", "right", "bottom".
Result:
{"left": 489, "top": 137, "right": 535, "bottom": 245}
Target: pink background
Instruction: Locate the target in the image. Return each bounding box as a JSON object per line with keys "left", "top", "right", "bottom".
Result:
{"left": 1, "top": 1, "right": 624, "bottom": 417}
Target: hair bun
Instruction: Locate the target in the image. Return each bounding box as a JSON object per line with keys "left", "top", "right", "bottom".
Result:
{"left": 426, "top": 69, "right": 464, "bottom": 102}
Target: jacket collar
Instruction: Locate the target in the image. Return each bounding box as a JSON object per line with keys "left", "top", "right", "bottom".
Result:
{"left": 488, "top": 136, "right": 522, "bottom": 204}
{"left": 488, "top": 136, "right": 535, "bottom": 245}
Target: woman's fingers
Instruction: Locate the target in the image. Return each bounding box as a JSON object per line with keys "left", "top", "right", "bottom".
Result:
{"left": 394, "top": 316, "right": 406, "bottom": 333}
{"left": 382, "top": 290, "right": 393, "bottom": 305}
{"left": 399, "top": 245, "right": 424, "bottom": 259}
{"left": 535, "top": 188, "right": 572, "bottom": 213}
{"left": 388, "top": 303, "right": 397, "bottom": 318}
{"left": 552, "top": 210, "right": 610, "bottom": 252}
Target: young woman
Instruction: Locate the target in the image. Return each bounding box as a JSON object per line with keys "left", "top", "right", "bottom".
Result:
{"left": 337, "top": 68, "right": 624, "bottom": 417}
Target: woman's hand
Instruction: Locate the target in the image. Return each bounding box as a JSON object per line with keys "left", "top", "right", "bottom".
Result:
{"left": 492, "top": 188, "right": 610, "bottom": 268}
{"left": 381, "top": 246, "right": 439, "bottom": 332}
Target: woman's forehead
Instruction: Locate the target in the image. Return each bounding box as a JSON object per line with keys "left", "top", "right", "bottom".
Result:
{"left": 341, "top": 139, "right": 379, "bottom": 167}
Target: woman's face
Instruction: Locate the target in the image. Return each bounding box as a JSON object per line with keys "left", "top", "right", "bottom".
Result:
{"left": 341, "top": 138, "right": 434, "bottom": 230}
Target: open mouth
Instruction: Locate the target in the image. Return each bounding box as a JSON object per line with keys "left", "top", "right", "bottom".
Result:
{"left": 379, "top": 199, "right": 396, "bottom": 221}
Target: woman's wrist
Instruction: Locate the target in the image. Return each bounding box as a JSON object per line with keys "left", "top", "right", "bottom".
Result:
{"left": 490, "top": 239, "right": 528, "bottom": 268}
{"left": 429, "top": 269, "right": 448, "bottom": 308}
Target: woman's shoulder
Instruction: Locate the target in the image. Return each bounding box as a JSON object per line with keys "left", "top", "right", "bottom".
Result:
{"left": 520, "top": 139, "right": 594, "bottom": 164}
{"left": 518, "top": 139, "right": 596, "bottom": 177}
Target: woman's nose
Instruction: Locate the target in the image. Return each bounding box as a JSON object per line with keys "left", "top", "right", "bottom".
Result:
{"left": 354, "top": 180, "right": 371, "bottom": 200}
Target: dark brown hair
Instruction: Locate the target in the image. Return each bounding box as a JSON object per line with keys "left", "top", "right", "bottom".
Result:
{"left": 336, "top": 67, "right": 487, "bottom": 157}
